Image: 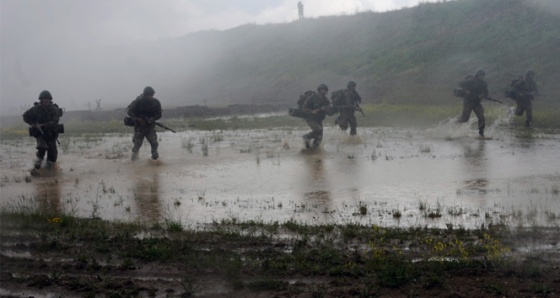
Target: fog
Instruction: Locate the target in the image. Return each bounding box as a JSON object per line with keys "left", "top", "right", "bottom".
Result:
{"left": 1, "top": 0, "right": 451, "bottom": 116}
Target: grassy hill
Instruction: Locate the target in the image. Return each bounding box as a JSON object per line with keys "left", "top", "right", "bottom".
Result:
{"left": 153, "top": 0, "right": 559, "bottom": 107}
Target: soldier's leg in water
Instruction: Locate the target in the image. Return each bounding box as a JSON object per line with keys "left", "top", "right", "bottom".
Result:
{"left": 303, "top": 119, "right": 317, "bottom": 147}
{"left": 146, "top": 128, "right": 159, "bottom": 160}
{"left": 45, "top": 138, "right": 58, "bottom": 169}
{"left": 349, "top": 114, "right": 358, "bottom": 136}
{"left": 525, "top": 99, "right": 533, "bottom": 127}
{"left": 457, "top": 99, "right": 473, "bottom": 124}
{"left": 309, "top": 120, "right": 323, "bottom": 148}
{"left": 34, "top": 137, "right": 48, "bottom": 169}
{"left": 338, "top": 112, "right": 349, "bottom": 131}
{"left": 515, "top": 99, "right": 525, "bottom": 117}
{"left": 131, "top": 127, "right": 145, "bottom": 160}
{"left": 473, "top": 103, "right": 485, "bottom": 136}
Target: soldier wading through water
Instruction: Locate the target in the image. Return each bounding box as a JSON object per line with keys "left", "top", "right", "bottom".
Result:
{"left": 510, "top": 69, "right": 540, "bottom": 128}
{"left": 127, "top": 86, "right": 162, "bottom": 161}
{"left": 23, "top": 90, "right": 62, "bottom": 170}
{"left": 456, "top": 69, "right": 489, "bottom": 137}
{"left": 301, "top": 83, "right": 331, "bottom": 149}
{"left": 333, "top": 80, "right": 362, "bottom": 136}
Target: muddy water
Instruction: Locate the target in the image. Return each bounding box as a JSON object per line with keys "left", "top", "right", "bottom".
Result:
{"left": 1, "top": 125, "right": 559, "bottom": 228}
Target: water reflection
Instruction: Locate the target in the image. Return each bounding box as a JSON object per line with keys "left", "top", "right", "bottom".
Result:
{"left": 461, "top": 140, "right": 489, "bottom": 194}
{"left": 133, "top": 168, "right": 162, "bottom": 223}
{"left": 34, "top": 177, "right": 62, "bottom": 214}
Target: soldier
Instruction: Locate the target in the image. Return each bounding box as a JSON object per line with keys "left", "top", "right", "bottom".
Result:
{"left": 23, "top": 90, "right": 61, "bottom": 169}
{"left": 298, "top": 1, "right": 304, "bottom": 19}
{"left": 334, "top": 80, "right": 362, "bottom": 136}
{"left": 512, "top": 69, "right": 539, "bottom": 127}
{"left": 127, "top": 86, "right": 162, "bottom": 161}
{"left": 457, "top": 69, "right": 489, "bottom": 137}
{"left": 301, "top": 83, "right": 331, "bottom": 149}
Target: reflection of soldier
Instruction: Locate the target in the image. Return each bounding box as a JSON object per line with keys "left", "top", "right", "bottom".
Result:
{"left": 457, "top": 69, "right": 489, "bottom": 137}
{"left": 133, "top": 173, "right": 161, "bottom": 223}
{"left": 297, "top": 1, "right": 304, "bottom": 19}
{"left": 36, "top": 178, "right": 62, "bottom": 214}
{"left": 512, "top": 69, "right": 539, "bottom": 128}
{"left": 127, "top": 86, "right": 162, "bottom": 161}
{"left": 23, "top": 90, "right": 61, "bottom": 169}
{"left": 333, "top": 81, "right": 362, "bottom": 136}
{"left": 302, "top": 84, "right": 331, "bottom": 149}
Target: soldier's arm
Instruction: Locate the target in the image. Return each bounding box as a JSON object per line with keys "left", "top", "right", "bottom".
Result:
{"left": 22, "top": 108, "right": 34, "bottom": 125}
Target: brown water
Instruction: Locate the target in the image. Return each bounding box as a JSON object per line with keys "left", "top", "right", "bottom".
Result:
{"left": 1, "top": 126, "right": 559, "bottom": 228}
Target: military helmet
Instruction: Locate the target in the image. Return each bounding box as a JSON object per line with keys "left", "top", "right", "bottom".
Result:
{"left": 525, "top": 69, "right": 535, "bottom": 78}
{"left": 38, "top": 90, "right": 52, "bottom": 100}
{"left": 347, "top": 80, "right": 357, "bottom": 89}
{"left": 143, "top": 86, "right": 155, "bottom": 96}
{"left": 317, "top": 83, "right": 328, "bottom": 91}
{"left": 474, "top": 69, "right": 486, "bottom": 78}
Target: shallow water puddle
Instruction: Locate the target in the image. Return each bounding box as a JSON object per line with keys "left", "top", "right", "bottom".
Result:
{"left": 1, "top": 127, "right": 559, "bottom": 228}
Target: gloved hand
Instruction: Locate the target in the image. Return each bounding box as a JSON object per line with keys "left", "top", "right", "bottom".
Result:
{"left": 136, "top": 117, "right": 146, "bottom": 126}
{"left": 146, "top": 117, "right": 155, "bottom": 124}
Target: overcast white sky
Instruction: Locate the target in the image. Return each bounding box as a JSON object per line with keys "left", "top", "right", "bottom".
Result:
{"left": 1, "top": 0, "right": 442, "bottom": 114}
{"left": 1, "top": 0, "right": 440, "bottom": 47}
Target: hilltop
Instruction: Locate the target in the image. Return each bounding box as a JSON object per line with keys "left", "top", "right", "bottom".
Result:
{"left": 154, "top": 0, "right": 559, "bottom": 107}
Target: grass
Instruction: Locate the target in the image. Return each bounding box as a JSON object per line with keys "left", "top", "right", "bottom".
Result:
{"left": 2, "top": 103, "right": 560, "bottom": 141}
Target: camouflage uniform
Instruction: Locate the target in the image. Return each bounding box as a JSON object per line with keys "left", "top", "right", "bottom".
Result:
{"left": 23, "top": 101, "right": 60, "bottom": 167}
{"left": 127, "top": 93, "right": 162, "bottom": 160}
{"left": 457, "top": 71, "right": 488, "bottom": 136}
{"left": 512, "top": 70, "right": 539, "bottom": 127}
{"left": 302, "top": 89, "right": 331, "bottom": 148}
{"left": 335, "top": 88, "right": 362, "bottom": 136}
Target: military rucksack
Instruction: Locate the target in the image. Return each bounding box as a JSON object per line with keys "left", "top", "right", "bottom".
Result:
{"left": 331, "top": 90, "right": 346, "bottom": 106}
{"left": 289, "top": 90, "right": 315, "bottom": 118}
{"left": 504, "top": 77, "right": 523, "bottom": 99}
{"left": 53, "top": 103, "right": 64, "bottom": 117}
{"left": 297, "top": 90, "right": 315, "bottom": 108}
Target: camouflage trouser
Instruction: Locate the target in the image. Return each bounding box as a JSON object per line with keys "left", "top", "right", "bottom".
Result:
{"left": 132, "top": 125, "right": 158, "bottom": 157}
{"left": 338, "top": 110, "right": 358, "bottom": 135}
{"left": 303, "top": 118, "right": 323, "bottom": 147}
{"left": 458, "top": 99, "right": 485, "bottom": 130}
{"left": 36, "top": 135, "right": 58, "bottom": 163}
{"left": 515, "top": 97, "right": 533, "bottom": 124}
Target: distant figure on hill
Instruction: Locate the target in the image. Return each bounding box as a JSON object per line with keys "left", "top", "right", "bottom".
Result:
{"left": 127, "top": 86, "right": 162, "bottom": 161}
{"left": 332, "top": 81, "right": 363, "bottom": 136}
{"left": 456, "top": 69, "right": 489, "bottom": 137}
{"left": 298, "top": 1, "right": 304, "bottom": 19}
{"left": 302, "top": 84, "right": 331, "bottom": 149}
{"left": 23, "top": 90, "right": 63, "bottom": 170}
{"left": 509, "top": 69, "right": 540, "bottom": 128}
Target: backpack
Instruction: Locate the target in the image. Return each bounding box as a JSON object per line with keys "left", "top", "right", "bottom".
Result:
{"left": 289, "top": 90, "right": 315, "bottom": 118}
{"left": 53, "top": 103, "right": 64, "bottom": 117}
{"left": 504, "top": 78, "right": 523, "bottom": 99}
{"left": 297, "top": 90, "right": 315, "bottom": 108}
{"left": 331, "top": 90, "right": 346, "bottom": 106}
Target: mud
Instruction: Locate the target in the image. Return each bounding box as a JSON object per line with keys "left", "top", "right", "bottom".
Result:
{"left": 1, "top": 125, "right": 559, "bottom": 229}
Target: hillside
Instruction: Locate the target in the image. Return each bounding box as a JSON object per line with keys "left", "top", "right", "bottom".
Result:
{"left": 152, "top": 0, "right": 559, "bottom": 107}
{"left": 2, "top": 0, "right": 558, "bottom": 115}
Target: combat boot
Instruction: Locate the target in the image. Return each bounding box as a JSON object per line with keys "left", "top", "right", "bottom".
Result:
{"left": 34, "top": 158, "right": 43, "bottom": 169}
{"left": 45, "top": 161, "right": 54, "bottom": 170}
{"left": 478, "top": 129, "right": 484, "bottom": 137}
{"left": 131, "top": 151, "right": 138, "bottom": 161}
{"left": 151, "top": 151, "right": 159, "bottom": 160}
{"left": 302, "top": 136, "right": 311, "bottom": 149}
{"left": 525, "top": 121, "right": 531, "bottom": 128}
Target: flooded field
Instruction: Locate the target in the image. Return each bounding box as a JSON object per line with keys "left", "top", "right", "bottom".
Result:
{"left": 1, "top": 124, "right": 559, "bottom": 229}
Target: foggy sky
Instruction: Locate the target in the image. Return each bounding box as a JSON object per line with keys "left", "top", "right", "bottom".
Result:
{"left": 1, "top": 0, "right": 442, "bottom": 115}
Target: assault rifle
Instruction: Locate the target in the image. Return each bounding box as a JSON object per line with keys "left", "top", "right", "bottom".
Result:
{"left": 482, "top": 96, "right": 503, "bottom": 104}
{"left": 139, "top": 116, "right": 176, "bottom": 133}
{"left": 331, "top": 104, "right": 365, "bottom": 117}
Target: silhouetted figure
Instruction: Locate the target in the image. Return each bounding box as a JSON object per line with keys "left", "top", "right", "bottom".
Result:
{"left": 298, "top": 1, "right": 304, "bottom": 19}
